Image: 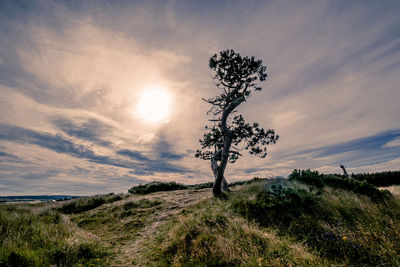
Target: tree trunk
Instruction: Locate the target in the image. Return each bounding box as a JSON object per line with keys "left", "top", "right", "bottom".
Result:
{"left": 211, "top": 155, "right": 229, "bottom": 193}
{"left": 340, "top": 164, "right": 350, "bottom": 178}
{"left": 213, "top": 96, "right": 245, "bottom": 196}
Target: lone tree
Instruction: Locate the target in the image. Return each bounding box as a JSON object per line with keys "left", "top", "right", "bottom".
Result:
{"left": 196, "top": 49, "right": 279, "bottom": 196}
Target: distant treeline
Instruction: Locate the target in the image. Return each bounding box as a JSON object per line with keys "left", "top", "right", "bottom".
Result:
{"left": 351, "top": 170, "right": 400, "bottom": 187}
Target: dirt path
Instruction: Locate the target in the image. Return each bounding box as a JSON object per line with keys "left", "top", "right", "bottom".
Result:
{"left": 113, "top": 188, "right": 212, "bottom": 266}
{"left": 66, "top": 188, "right": 212, "bottom": 266}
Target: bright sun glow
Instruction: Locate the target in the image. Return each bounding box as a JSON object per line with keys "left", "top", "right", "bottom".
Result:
{"left": 137, "top": 88, "right": 171, "bottom": 123}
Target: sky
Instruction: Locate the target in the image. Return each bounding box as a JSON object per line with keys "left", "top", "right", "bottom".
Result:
{"left": 0, "top": 0, "right": 399, "bottom": 195}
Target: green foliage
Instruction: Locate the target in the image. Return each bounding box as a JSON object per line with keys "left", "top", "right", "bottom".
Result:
{"left": 289, "top": 169, "right": 392, "bottom": 202}
{"left": 232, "top": 183, "right": 321, "bottom": 226}
{"left": 352, "top": 170, "right": 400, "bottom": 186}
{"left": 196, "top": 115, "right": 279, "bottom": 162}
{"left": 128, "top": 181, "right": 188, "bottom": 195}
{"left": 58, "top": 193, "right": 123, "bottom": 214}
{"left": 0, "top": 205, "right": 106, "bottom": 266}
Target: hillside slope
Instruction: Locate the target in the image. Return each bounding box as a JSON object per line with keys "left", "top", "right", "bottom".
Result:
{"left": 1, "top": 176, "right": 400, "bottom": 266}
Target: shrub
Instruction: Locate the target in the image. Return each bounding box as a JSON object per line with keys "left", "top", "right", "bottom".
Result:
{"left": 352, "top": 170, "right": 400, "bottom": 187}
{"left": 232, "top": 182, "right": 322, "bottom": 227}
{"left": 128, "top": 181, "right": 188, "bottom": 194}
{"left": 187, "top": 182, "right": 214, "bottom": 190}
{"left": 289, "top": 169, "right": 392, "bottom": 202}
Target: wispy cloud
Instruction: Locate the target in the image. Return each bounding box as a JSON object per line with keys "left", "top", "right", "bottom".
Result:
{"left": 0, "top": 0, "right": 399, "bottom": 194}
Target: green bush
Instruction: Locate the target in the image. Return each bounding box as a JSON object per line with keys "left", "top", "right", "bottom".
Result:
{"left": 352, "top": 170, "right": 400, "bottom": 186}
{"left": 187, "top": 182, "right": 214, "bottom": 190}
{"left": 289, "top": 169, "right": 392, "bottom": 202}
{"left": 128, "top": 181, "right": 188, "bottom": 194}
{"left": 232, "top": 183, "right": 322, "bottom": 227}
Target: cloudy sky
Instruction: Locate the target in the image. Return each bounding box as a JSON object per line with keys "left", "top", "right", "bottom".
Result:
{"left": 1, "top": 0, "right": 399, "bottom": 195}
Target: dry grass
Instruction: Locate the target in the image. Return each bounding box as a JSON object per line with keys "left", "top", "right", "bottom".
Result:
{"left": 2, "top": 179, "right": 400, "bottom": 266}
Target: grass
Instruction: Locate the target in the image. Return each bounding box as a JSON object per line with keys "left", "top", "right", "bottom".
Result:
{"left": 58, "top": 193, "right": 124, "bottom": 214}
{"left": 2, "top": 171, "right": 400, "bottom": 266}
{"left": 142, "top": 178, "right": 400, "bottom": 266}
{"left": 0, "top": 204, "right": 107, "bottom": 266}
{"left": 143, "top": 198, "right": 327, "bottom": 266}
{"left": 231, "top": 180, "right": 400, "bottom": 265}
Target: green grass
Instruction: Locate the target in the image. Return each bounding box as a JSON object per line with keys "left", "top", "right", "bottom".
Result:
{"left": 232, "top": 180, "right": 400, "bottom": 265}
{"left": 58, "top": 193, "right": 124, "bottom": 214}
{"left": 0, "top": 205, "right": 107, "bottom": 266}
{"left": 2, "top": 171, "right": 400, "bottom": 266}
{"left": 144, "top": 196, "right": 325, "bottom": 266}
{"left": 143, "top": 178, "right": 400, "bottom": 266}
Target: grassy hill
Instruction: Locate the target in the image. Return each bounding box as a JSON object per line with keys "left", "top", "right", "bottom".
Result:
{"left": 1, "top": 171, "right": 400, "bottom": 266}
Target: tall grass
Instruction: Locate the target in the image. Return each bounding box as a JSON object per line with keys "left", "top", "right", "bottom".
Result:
{"left": 58, "top": 193, "right": 123, "bottom": 214}
{"left": 144, "top": 178, "right": 400, "bottom": 266}
{"left": 0, "top": 205, "right": 107, "bottom": 266}
{"left": 145, "top": 197, "right": 325, "bottom": 266}
{"left": 231, "top": 180, "right": 400, "bottom": 265}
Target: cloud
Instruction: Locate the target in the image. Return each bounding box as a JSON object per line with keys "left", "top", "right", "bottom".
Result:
{"left": 0, "top": 151, "right": 17, "bottom": 159}
{"left": 1, "top": 0, "right": 400, "bottom": 194}
{"left": 117, "top": 138, "right": 190, "bottom": 175}
{"left": 383, "top": 137, "right": 400, "bottom": 148}
{"left": 293, "top": 129, "right": 400, "bottom": 159}
{"left": 0, "top": 124, "right": 131, "bottom": 168}
{"left": 51, "top": 117, "right": 112, "bottom": 146}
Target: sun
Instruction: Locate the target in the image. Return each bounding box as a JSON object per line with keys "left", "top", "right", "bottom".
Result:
{"left": 137, "top": 88, "right": 171, "bottom": 123}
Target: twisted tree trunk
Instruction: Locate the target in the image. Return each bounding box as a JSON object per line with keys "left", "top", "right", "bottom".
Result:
{"left": 213, "top": 96, "right": 245, "bottom": 196}
{"left": 211, "top": 150, "right": 229, "bottom": 194}
{"left": 340, "top": 164, "right": 350, "bottom": 178}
